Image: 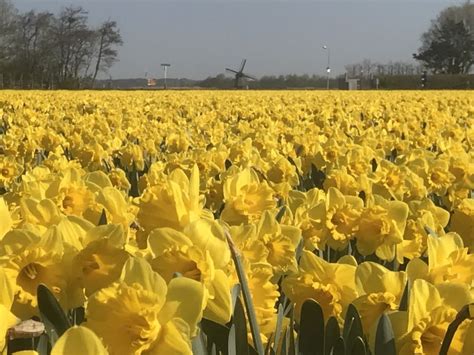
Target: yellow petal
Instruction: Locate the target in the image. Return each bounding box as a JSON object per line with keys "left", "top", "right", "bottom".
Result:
{"left": 83, "top": 224, "right": 125, "bottom": 247}
{"left": 0, "top": 268, "right": 15, "bottom": 309}
{"left": 84, "top": 171, "right": 113, "bottom": 191}
{"left": 299, "top": 250, "right": 327, "bottom": 276}
{"left": 148, "top": 228, "right": 192, "bottom": 258}
{"left": 406, "top": 258, "right": 429, "bottom": 282}
{"left": 436, "top": 282, "right": 472, "bottom": 311}
{"left": 53, "top": 218, "right": 89, "bottom": 252}
{"left": 387, "top": 201, "right": 409, "bottom": 237}
{"left": 387, "top": 311, "right": 409, "bottom": 343}
{"left": 159, "top": 277, "right": 204, "bottom": 337}
{"left": 0, "top": 304, "right": 19, "bottom": 351}
{"left": 462, "top": 320, "right": 474, "bottom": 354}
{"left": 0, "top": 198, "right": 12, "bottom": 240}
{"left": 146, "top": 319, "right": 192, "bottom": 355}
{"left": 427, "top": 233, "right": 464, "bottom": 271}
{"left": 51, "top": 326, "right": 108, "bottom": 355}
{"left": 375, "top": 244, "right": 396, "bottom": 261}
{"left": 183, "top": 219, "right": 230, "bottom": 269}
{"left": 337, "top": 255, "right": 358, "bottom": 267}
{"left": 0, "top": 229, "right": 39, "bottom": 255}
{"left": 326, "top": 187, "right": 346, "bottom": 209}
{"left": 120, "top": 257, "right": 167, "bottom": 303}
{"left": 408, "top": 279, "right": 442, "bottom": 331}
{"left": 203, "top": 270, "right": 232, "bottom": 324}
{"left": 257, "top": 210, "right": 277, "bottom": 236}
{"left": 356, "top": 262, "right": 406, "bottom": 297}
{"left": 20, "top": 198, "right": 62, "bottom": 227}
{"left": 189, "top": 165, "right": 200, "bottom": 211}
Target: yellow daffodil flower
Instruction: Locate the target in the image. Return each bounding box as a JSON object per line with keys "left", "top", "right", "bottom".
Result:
{"left": 356, "top": 195, "right": 408, "bottom": 261}
{"left": 353, "top": 262, "right": 406, "bottom": 333}
{"left": 390, "top": 279, "right": 474, "bottom": 354}
{"left": 86, "top": 257, "right": 205, "bottom": 355}
{"left": 51, "top": 326, "right": 108, "bottom": 355}
{"left": 282, "top": 250, "right": 357, "bottom": 324}
{"left": 221, "top": 168, "right": 276, "bottom": 225}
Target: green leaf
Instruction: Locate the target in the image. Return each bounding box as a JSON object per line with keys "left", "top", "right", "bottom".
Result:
{"left": 343, "top": 304, "right": 364, "bottom": 353}
{"left": 35, "top": 150, "right": 44, "bottom": 166}
{"left": 37, "top": 284, "right": 71, "bottom": 340}
{"left": 325, "top": 316, "right": 340, "bottom": 355}
{"left": 399, "top": 280, "right": 409, "bottom": 312}
{"left": 424, "top": 225, "right": 438, "bottom": 237}
{"left": 295, "top": 238, "right": 304, "bottom": 264}
{"left": 191, "top": 328, "right": 207, "bottom": 355}
{"left": 226, "top": 231, "right": 265, "bottom": 355}
{"left": 272, "top": 304, "right": 285, "bottom": 352}
{"left": 440, "top": 305, "right": 471, "bottom": 355}
{"left": 310, "top": 164, "right": 325, "bottom": 189}
{"left": 210, "top": 343, "right": 217, "bottom": 355}
{"left": 231, "top": 284, "right": 241, "bottom": 310}
{"left": 128, "top": 164, "right": 140, "bottom": 197}
{"left": 68, "top": 306, "right": 85, "bottom": 326}
{"left": 332, "top": 337, "right": 345, "bottom": 355}
{"left": 98, "top": 209, "right": 107, "bottom": 226}
{"left": 349, "top": 336, "right": 366, "bottom": 355}
{"left": 299, "top": 299, "right": 325, "bottom": 355}
{"left": 275, "top": 205, "right": 286, "bottom": 223}
{"left": 375, "top": 314, "right": 396, "bottom": 355}
{"left": 288, "top": 314, "right": 296, "bottom": 355}
{"left": 282, "top": 307, "right": 296, "bottom": 355}
{"left": 265, "top": 333, "right": 276, "bottom": 355}
{"left": 281, "top": 325, "right": 289, "bottom": 355}
{"left": 231, "top": 296, "right": 249, "bottom": 355}
{"left": 228, "top": 324, "right": 237, "bottom": 355}
{"left": 201, "top": 318, "right": 230, "bottom": 354}
{"left": 36, "top": 333, "right": 50, "bottom": 355}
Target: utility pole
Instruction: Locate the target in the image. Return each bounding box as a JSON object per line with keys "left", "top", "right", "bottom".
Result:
{"left": 323, "top": 45, "right": 331, "bottom": 89}
{"left": 161, "top": 63, "right": 171, "bottom": 89}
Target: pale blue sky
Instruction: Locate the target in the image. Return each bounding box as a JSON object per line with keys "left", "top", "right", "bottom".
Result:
{"left": 14, "top": 0, "right": 461, "bottom": 79}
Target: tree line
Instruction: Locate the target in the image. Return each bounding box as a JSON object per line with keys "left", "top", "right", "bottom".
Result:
{"left": 0, "top": 0, "right": 122, "bottom": 89}
{"left": 344, "top": 60, "right": 425, "bottom": 79}
{"left": 198, "top": 74, "right": 340, "bottom": 89}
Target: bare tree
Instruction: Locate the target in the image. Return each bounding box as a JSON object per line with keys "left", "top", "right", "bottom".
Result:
{"left": 10, "top": 11, "right": 54, "bottom": 87}
{"left": 0, "top": 2, "right": 122, "bottom": 88}
{"left": 51, "top": 6, "right": 91, "bottom": 84}
{"left": 0, "top": 0, "right": 16, "bottom": 61}
{"left": 92, "top": 20, "right": 123, "bottom": 86}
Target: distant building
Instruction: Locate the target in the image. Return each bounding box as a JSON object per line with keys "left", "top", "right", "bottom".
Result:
{"left": 346, "top": 78, "right": 359, "bottom": 90}
{"left": 338, "top": 75, "right": 360, "bottom": 90}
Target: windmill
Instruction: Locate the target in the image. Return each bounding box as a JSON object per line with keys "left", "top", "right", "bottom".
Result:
{"left": 225, "top": 59, "right": 257, "bottom": 88}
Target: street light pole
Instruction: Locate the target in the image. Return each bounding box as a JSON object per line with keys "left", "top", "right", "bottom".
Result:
{"left": 323, "top": 45, "right": 331, "bottom": 90}
{"left": 161, "top": 63, "right": 171, "bottom": 89}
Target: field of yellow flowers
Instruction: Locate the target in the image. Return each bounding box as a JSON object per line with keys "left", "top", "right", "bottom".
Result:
{"left": 0, "top": 90, "right": 473, "bottom": 355}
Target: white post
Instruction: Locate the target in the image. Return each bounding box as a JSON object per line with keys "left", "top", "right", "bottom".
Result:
{"left": 163, "top": 66, "right": 168, "bottom": 89}
{"left": 323, "top": 45, "right": 331, "bottom": 90}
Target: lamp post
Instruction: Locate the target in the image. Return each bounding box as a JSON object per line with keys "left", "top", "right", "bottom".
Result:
{"left": 323, "top": 45, "right": 330, "bottom": 90}
{"left": 161, "top": 63, "right": 171, "bottom": 89}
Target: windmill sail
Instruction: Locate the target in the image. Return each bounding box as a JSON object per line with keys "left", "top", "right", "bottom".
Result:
{"left": 239, "top": 59, "right": 247, "bottom": 73}
{"left": 225, "top": 59, "right": 256, "bottom": 88}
